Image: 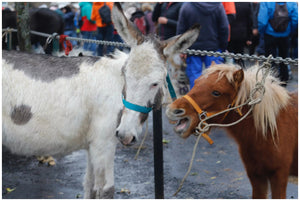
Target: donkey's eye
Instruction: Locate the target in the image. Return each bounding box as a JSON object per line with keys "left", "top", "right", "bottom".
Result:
{"left": 212, "top": 90, "right": 221, "bottom": 97}
{"left": 151, "top": 83, "right": 159, "bottom": 88}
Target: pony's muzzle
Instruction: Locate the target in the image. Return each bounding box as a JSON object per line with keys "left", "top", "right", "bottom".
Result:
{"left": 166, "top": 106, "right": 185, "bottom": 119}
{"left": 115, "top": 130, "right": 137, "bottom": 146}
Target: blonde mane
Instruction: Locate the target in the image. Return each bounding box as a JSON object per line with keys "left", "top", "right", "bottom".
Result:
{"left": 204, "top": 64, "right": 291, "bottom": 139}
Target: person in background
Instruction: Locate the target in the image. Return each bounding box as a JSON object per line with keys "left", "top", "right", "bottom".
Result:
{"left": 258, "top": 2, "right": 298, "bottom": 86}
{"left": 49, "top": 3, "right": 64, "bottom": 18}
{"left": 249, "top": 2, "right": 261, "bottom": 56}
{"left": 73, "top": 4, "right": 81, "bottom": 43}
{"left": 91, "top": 2, "right": 114, "bottom": 56}
{"left": 61, "top": 5, "right": 77, "bottom": 47}
{"left": 79, "top": 2, "right": 97, "bottom": 55}
{"left": 227, "top": 2, "right": 253, "bottom": 67}
{"left": 177, "top": 2, "right": 229, "bottom": 89}
{"left": 141, "top": 3, "right": 155, "bottom": 35}
{"left": 152, "top": 2, "right": 182, "bottom": 40}
{"left": 222, "top": 2, "right": 236, "bottom": 42}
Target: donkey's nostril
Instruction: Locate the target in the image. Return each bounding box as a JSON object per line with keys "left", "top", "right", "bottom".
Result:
{"left": 131, "top": 136, "right": 136, "bottom": 143}
{"left": 115, "top": 130, "right": 119, "bottom": 137}
{"left": 174, "top": 109, "right": 185, "bottom": 115}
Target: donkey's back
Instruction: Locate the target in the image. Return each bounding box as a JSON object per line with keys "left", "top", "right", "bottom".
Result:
{"left": 2, "top": 51, "right": 99, "bottom": 156}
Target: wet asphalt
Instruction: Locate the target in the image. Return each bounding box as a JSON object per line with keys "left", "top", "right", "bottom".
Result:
{"left": 2, "top": 66, "right": 298, "bottom": 199}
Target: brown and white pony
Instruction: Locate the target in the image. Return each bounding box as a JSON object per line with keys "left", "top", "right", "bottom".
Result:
{"left": 166, "top": 63, "right": 298, "bottom": 199}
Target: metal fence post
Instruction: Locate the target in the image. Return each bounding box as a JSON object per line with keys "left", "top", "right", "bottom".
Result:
{"left": 153, "top": 108, "right": 164, "bottom": 199}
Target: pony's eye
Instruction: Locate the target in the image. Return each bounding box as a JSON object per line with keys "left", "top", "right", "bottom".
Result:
{"left": 212, "top": 90, "right": 221, "bottom": 97}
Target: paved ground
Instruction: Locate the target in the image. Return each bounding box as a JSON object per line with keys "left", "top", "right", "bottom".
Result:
{"left": 2, "top": 65, "right": 298, "bottom": 199}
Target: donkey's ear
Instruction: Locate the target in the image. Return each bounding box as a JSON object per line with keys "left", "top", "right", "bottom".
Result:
{"left": 162, "top": 24, "right": 200, "bottom": 58}
{"left": 233, "top": 69, "right": 244, "bottom": 89}
{"left": 112, "top": 2, "right": 144, "bottom": 46}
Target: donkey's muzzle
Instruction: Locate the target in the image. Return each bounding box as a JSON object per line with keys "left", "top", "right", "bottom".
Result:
{"left": 115, "top": 130, "right": 136, "bottom": 146}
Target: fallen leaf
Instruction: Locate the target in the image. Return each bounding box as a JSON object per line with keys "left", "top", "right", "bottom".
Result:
{"left": 6, "top": 187, "right": 15, "bottom": 193}
{"left": 190, "top": 172, "right": 198, "bottom": 176}
{"left": 162, "top": 139, "right": 170, "bottom": 144}
{"left": 210, "top": 176, "right": 216, "bottom": 180}
{"left": 216, "top": 160, "right": 221, "bottom": 164}
{"left": 232, "top": 177, "right": 243, "bottom": 182}
{"left": 120, "top": 188, "right": 131, "bottom": 194}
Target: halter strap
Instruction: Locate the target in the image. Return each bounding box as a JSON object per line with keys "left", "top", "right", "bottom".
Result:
{"left": 122, "top": 73, "right": 176, "bottom": 114}
{"left": 183, "top": 95, "right": 214, "bottom": 145}
{"left": 183, "top": 95, "right": 214, "bottom": 116}
{"left": 182, "top": 94, "right": 242, "bottom": 145}
{"left": 122, "top": 95, "right": 153, "bottom": 114}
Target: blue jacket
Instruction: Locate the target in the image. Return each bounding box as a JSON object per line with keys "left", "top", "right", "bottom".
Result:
{"left": 176, "top": 2, "right": 229, "bottom": 51}
{"left": 258, "top": 2, "right": 298, "bottom": 37}
{"left": 63, "top": 11, "right": 75, "bottom": 31}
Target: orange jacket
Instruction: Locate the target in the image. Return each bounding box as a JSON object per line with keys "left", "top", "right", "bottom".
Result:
{"left": 222, "top": 2, "right": 236, "bottom": 42}
{"left": 222, "top": 2, "right": 236, "bottom": 15}
{"left": 91, "top": 2, "right": 114, "bottom": 27}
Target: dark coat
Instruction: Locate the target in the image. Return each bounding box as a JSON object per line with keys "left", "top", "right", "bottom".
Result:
{"left": 176, "top": 2, "right": 229, "bottom": 51}
{"left": 230, "top": 2, "right": 253, "bottom": 42}
{"left": 152, "top": 2, "right": 182, "bottom": 40}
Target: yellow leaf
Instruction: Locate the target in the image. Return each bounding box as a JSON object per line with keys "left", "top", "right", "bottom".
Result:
{"left": 6, "top": 188, "right": 16, "bottom": 193}
{"left": 210, "top": 176, "right": 216, "bottom": 180}
{"left": 162, "top": 139, "right": 170, "bottom": 144}
{"left": 120, "top": 188, "right": 131, "bottom": 194}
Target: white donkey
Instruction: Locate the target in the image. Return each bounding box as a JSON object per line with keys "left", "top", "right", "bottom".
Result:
{"left": 2, "top": 3, "right": 200, "bottom": 199}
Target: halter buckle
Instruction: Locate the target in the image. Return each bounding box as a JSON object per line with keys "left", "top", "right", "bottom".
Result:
{"left": 198, "top": 112, "right": 207, "bottom": 120}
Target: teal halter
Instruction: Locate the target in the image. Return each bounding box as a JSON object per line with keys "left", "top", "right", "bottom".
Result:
{"left": 122, "top": 74, "right": 177, "bottom": 114}
{"left": 122, "top": 95, "right": 153, "bottom": 114}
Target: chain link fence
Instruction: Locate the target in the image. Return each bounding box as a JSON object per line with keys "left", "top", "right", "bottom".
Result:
{"left": 2, "top": 28, "right": 298, "bottom": 66}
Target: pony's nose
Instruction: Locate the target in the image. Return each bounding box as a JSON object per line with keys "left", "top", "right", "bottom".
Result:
{"left": 173, "top": 108, "right": 185, "bottom": 116}
{"left": 115, "top": 130, "right": 119, "bottom": 137}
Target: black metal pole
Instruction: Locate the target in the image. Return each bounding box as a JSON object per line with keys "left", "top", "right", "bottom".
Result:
{"left": 153, "top": 107, "right": 164, "bottom": 199}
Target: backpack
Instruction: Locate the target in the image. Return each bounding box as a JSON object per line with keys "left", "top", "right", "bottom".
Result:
{"left": 98, "top": 3, "right": 112, "bottom": 24}
{"left": 269, "top": 3, "right": 290, "bottom": 32}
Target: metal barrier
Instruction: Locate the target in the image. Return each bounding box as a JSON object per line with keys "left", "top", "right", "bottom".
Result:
{"left": 2, "top": 28, "right": 298, "bottom": 65}
{"left": 2, "top": 28, "right": 298, "bottom": 199}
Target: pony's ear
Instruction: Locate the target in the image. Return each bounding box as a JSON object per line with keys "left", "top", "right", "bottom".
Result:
{"left": 233, "top": 69, "right": 244, "bottom": 89}
{"left": 112, "top": 2, "right": 144, "bottom": 46}
{"left": 162, "top": 24, "right": 200, "bottom": 58}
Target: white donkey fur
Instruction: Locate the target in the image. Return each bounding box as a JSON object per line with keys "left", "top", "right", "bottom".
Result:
{"left": 2, "top": 3, "right": 200, "bottom": 199}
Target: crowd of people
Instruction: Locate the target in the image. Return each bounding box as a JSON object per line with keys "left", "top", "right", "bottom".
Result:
{"left": 4, "top": 2, "right": 298, "bottom": 88}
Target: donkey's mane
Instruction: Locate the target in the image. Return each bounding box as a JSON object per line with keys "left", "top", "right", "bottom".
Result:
{"left": 204, "top": 64, "right": 291, "bottom": 138}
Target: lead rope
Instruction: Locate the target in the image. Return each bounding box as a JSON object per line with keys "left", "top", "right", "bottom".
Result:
{"left": 134, "top": 119, "right": 149, "bottom": 160}
{"left": 174, "top": 55, "right": 273, "bottom": 196}
{"left": 173, "top": 133, "right": 203, "bottom": 196}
